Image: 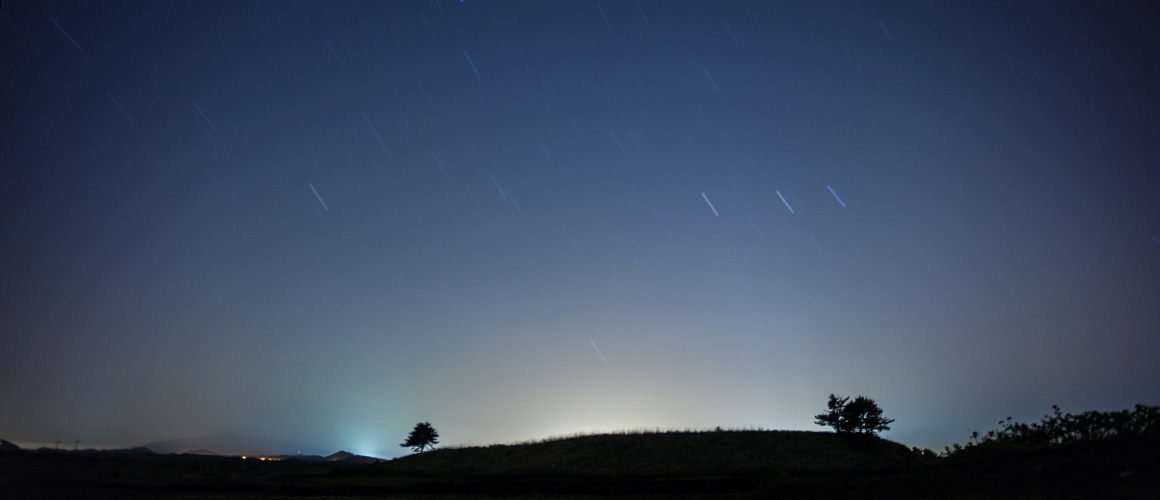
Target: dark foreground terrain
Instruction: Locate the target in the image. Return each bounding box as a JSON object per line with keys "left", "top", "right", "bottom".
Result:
{"left": 2, "top": 430, "right": 1157, "bottom": 499}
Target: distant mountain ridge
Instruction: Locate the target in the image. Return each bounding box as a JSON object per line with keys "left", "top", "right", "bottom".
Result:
{"left": 140, "top": 431, "right": 320, "bottom": 456}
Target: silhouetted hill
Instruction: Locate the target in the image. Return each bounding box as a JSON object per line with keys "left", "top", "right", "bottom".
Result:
{"left": 2, "top": 431, "right": 1154, "bottom": 499}
{"left": 378, "top": 430, "right": 920, "bottom": 477}
{"left": 140, "top": 431, "right": 316, "bottom": 456}
{"left": 183, "top": 448, "right": 219, "bottom": 456}
{"left": 0, "top": 439, "right": 20, "bottom": 452}
{"left": 326, "top": 450, "right": 355, "bottom": 461}
{"left": 326, "top": 450, "right": 381, "bottom": 464}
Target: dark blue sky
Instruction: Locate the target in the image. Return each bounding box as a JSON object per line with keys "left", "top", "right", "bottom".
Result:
{"left": 2, "top": 0, "right": 1158, "bottom": 458}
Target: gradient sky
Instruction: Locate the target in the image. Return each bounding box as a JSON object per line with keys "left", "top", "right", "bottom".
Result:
{"left": 2, "top": 0, "right": 1158, "bottom": 458}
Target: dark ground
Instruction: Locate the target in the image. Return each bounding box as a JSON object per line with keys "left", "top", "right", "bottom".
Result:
{"left": 2, "top": 431, "right": 1157, "bottom": 499}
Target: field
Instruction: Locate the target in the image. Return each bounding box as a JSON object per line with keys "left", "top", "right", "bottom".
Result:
{"left": 2, "top": 430, "right": 1157, "bottom": 499}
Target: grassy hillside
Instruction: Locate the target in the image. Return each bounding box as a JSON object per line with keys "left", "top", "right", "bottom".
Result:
{"left": 378, "top": 430, "right": 923, "bottom": 477}
{"left": 3, "top": 429, "right": 1156, "bottom": 499}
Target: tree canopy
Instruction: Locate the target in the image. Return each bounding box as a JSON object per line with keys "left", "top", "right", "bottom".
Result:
{"left": 814, "top": 394, "right": 894, "bottom": 435}
{"left": 401, "top": 422, "right": 440, "bottom": 453}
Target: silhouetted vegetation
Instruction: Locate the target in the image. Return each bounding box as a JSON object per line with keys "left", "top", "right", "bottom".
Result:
{"left": 947, "top": 403, "right": 1160, "bottom": 458}
{"left": 4, "top": 403, "right": 1158, "bottom": 498}
{"left": 815, "top": 394, "right": 894, "bottom": 435}
{"left": 4, "top": 418, "right": 1158, "bottom": 499}
{"left": 401, "top": 422, "right": 439, "bottom": 453}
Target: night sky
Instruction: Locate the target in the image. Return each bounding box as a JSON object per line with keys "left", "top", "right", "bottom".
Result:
{"left": 2, "top": 0, "right": 1158, "bottom": 459}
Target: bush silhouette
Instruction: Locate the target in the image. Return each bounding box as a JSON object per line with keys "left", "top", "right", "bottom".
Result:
{"left": 949, "top": 403, "right": 1160, "bottom": 457}
{"left": 814, "top": 394, "right": 894, "bottom": 435}
{"left": 401, "top": 422, "right": 439, "bottom": 453}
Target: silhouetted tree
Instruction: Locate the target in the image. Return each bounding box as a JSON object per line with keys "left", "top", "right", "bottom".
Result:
{"left": 401, "top": 422, "right": 439, "bottom": 453}
{"left": 814, "top": 394, "right": 894, "bottom": 435}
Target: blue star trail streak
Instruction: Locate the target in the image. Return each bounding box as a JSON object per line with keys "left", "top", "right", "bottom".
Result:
{"left": 362, "top": 112, "right": 389, "bottom": 155}
{"left": 192, "top": 101, "right": 217, "bottom": 132}
{"left": 308, "top": 183, "right": 329, "bottom": 211}
{"left": 49, "top": 16, "right": 82, "bottom": 52}
{"left": 431, "top": 152, "right": 449, "bottom": 178}
{"left": 325, "top": 38, "right": 345, "bottom": 69}
{"left": 463, "top": 49, "right": 480, "bottom": 79}
{"left": 701, "top": 192, "right": 719, "bottom": 216}
{"left": 776, "top": 190, "right": 794, "bottom": 214}
{"left": 104, "top": 90, "right": 133, "bottom": 122}
{"left": 827, "top": 185, "right": 846, "bottom": 208}
{"left": 589, "top": 339, "right": 609, "bottom": 365}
